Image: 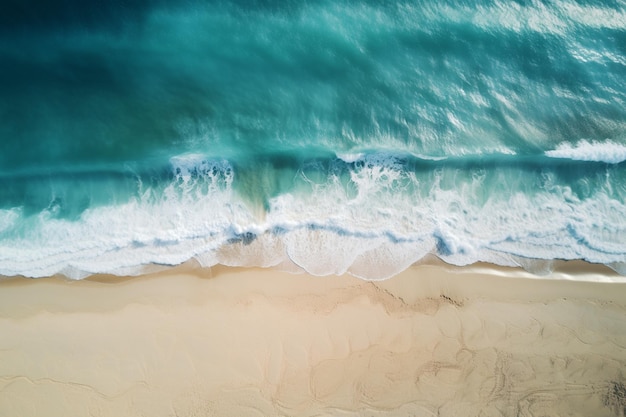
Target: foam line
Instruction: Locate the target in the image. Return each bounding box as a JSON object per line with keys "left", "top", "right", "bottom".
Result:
{"left": 2, "top": 153, "right": 626, "bottom": 280}
{"left": 546, "top": 140, "right": 626, "bottom": 164}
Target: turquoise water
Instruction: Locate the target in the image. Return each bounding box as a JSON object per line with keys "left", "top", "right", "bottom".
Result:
{"left": 1, "top": 0, "right": 626, "bottom": 278}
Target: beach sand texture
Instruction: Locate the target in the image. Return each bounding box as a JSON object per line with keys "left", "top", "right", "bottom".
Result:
{"left": 1, "top": 263, "right": 625, "bottom": 416}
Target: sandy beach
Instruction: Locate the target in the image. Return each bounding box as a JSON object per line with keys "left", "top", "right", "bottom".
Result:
{"left": 1, "top": 261, "right": 625, "bottom": 416}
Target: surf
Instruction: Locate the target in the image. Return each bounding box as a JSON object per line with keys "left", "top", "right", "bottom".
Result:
{"left": 1, "top": 0, "right": 625, "bottom": 279}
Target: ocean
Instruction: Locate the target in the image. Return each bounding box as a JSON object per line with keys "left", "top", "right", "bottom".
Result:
{"left": 1, "top": 0, "right": 625, "bottom": 279}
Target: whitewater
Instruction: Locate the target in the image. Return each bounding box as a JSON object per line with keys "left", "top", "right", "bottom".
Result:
{"left": 1, "top": 0, "right": 625, "bottom": 279}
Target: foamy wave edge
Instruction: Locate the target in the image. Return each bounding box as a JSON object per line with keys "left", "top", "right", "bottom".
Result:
{"left": 3, "top": 204, "right": 626, "bottom": 281}
{"left": 3, "top": 226, "right": 625, "bottom": 282}
{"left": 2, "top": 153, "right": 626, "bottom": 281}
{"left": 546, "top": 140, "right": 626, "bottom": 164}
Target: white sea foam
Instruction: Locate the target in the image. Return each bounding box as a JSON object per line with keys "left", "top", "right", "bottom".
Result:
{"left": 336, "top": 150, "right": 449, "bottom": 164}
{"left": 0, "top": 208, "right": 21, "bottom": 234}
{"left": 546, "top": 140, "right": 626, "bottom": 164}
{"left": 336, "top": 152, "right": 365, "bottom": 163}
{"left": 2, "top": 153, "right": 626, "bottom": 280}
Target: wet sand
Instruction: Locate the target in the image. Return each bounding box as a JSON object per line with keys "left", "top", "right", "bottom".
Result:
{"left": 1, "top": 261, "right": 625, "bottom": 416}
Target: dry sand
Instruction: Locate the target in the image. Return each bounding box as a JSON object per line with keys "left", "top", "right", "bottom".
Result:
{"left": 1, "top": 261, "right": 625, "bottom": 416}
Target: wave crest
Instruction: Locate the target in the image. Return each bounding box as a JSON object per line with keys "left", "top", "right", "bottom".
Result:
{"left": 546, "top": 140, "right": 626, "bottom": 164}
{"left": 2, "top": 153, "right": 626, "bottom": 280}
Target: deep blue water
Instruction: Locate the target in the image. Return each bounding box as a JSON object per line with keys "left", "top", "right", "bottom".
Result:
{"left": 1, "top": 0, "right": 626, "bottom": 278}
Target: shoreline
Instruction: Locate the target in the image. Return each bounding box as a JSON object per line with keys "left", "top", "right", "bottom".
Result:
{"left": 2, "top": 254, "right": 624, "bottom": 283}
{"left": 1, "top": 262, "right": 625, "bottom": 416}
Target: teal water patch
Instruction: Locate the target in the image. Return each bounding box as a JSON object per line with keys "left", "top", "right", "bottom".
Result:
{"left": 2, "top": 0, "right": 626, "bottom": 173}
